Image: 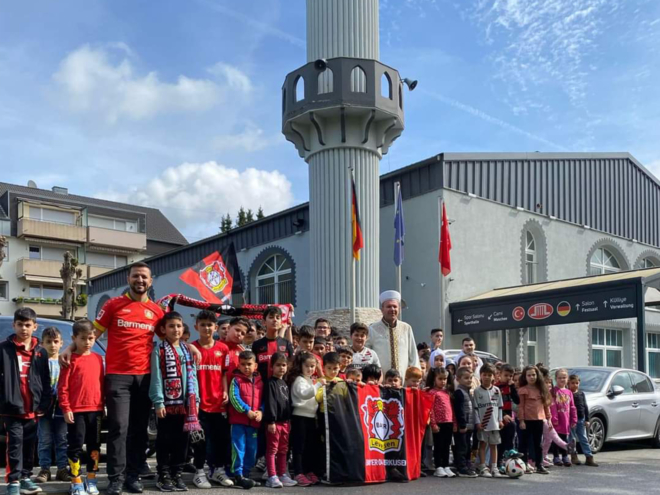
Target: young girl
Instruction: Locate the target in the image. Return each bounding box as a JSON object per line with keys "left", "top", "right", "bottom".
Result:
{"left": 518, "top": 365, "right": 551, "bottom": 475}
{"left": 264, "top": 353, "right": 297, "bottom": 488}
{"left": 288, "top": 352, "right": 323, "bottom": 487}
{"left": 538, "top": 370, "right": 568, "bottom": 467}
{"left": 550, "top": 368, "right": 577, "bottom": 466}
{"left": 426, "top": 367, "right": 456, "bottom": 479}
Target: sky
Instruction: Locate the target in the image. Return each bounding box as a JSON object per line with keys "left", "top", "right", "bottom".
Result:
{"left": 2, "top": 0, "right": 660, "bottom": 242}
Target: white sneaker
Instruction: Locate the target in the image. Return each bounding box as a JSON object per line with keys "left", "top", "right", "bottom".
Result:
{"left": 210, "top": 468, "right": 234, "bottom": 487}
{"left": 279, "top": 475, "right": 297, "bottom": 487}
{"left": 193, "top": 471, "right": 211, "bottom": 489}
{"left": 265, "top": 476, "right": 283, "bottom": 489}
{"left": 479, "top": 466, "right": 492, "bottom": 478}
{"left": 433, "top": 467, "right": 447, "bottom": 478}
{"left": 444, "top": 467, "right": 456, "bottom": 478}
{"left": 490, "top": 467, "right": 504, "bottom": 478}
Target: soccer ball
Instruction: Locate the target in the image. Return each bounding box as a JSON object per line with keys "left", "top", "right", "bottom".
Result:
{"left": 505, "top": 458, "right": 525, "bottom": 478}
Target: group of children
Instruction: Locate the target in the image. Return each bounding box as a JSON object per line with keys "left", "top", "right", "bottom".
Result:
{"left": 1, "top": 307, "right": 599, "bottom": 495}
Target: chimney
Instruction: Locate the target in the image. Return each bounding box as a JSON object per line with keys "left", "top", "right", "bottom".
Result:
{"left": 52, "top": 186, "right": 68, "bottom": 195}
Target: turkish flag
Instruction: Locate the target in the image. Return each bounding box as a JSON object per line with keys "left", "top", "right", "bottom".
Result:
{"left": 439, "top": 202, "right": 452, "bottom": 276}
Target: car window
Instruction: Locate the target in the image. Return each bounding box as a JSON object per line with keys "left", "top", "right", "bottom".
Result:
{"left": 610, "top": 372, "right": 634, "bottom": 394}
{"left": 565, "top": 369, "right": 609, "bottom": 392}
{"left": 629, "top": 372, "right": 653, "bottom": 393}
{"left": 0, "top": 318, "right": 105, "bottom": 356}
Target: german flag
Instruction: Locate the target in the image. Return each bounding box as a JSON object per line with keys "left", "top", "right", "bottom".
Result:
{"left": 352, "top": 177, "right": 364, "bottom": 260}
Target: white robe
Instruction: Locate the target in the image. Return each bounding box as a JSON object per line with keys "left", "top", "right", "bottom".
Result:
{"left": 367, "top": 319, "right": 420, "bottom": 374}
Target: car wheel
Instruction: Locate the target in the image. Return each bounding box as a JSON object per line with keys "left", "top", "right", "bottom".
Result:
{"left": 588, "top": 417, "right": 606, "bottom": 454}
{"left": 652, "top": 418, "right": 660, "bottom": 448}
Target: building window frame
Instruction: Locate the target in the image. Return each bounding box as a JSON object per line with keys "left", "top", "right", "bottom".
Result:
{"left": 88, "top": 214, "right": 138, "bottom": 233}
{"left": 527, "top": 327, "right": 537, "bottom": 365}
{"left": 592, "top": 327, "right": 624, "bottom": 368}
{"left": 29, "top": 245, "right": 42, "bottom": 260}
{"left": 0, "top": 281, "right": 8, "bottom": 301}
{"left": 525, "top": 231, "right": 537, "bottom": 284}
{"left": 28, "top": 284, "right": 63, "bottom": 300}
{"left": 27, "top": 206, "right": 76, "bottom": 225}
{"left": 256, "top": 254, "right": 293, "bottom": 305}
{"left": 647, "top": 332, "right": 660, "bottom": 379}
{"left": 589, "top": 247, "right": 622, "bottom": 275}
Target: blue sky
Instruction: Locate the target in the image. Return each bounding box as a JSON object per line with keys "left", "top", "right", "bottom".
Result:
{"left": 2, "top": 0, "right": 660, "bottom": 241}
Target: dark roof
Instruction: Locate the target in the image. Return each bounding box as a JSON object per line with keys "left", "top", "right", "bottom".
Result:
{"left": 0, "top": 182, "right": 188, "bottom": 246}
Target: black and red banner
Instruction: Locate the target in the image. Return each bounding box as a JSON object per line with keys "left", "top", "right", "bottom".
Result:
{"left": 325, "top": 384, "right": 432, "bottom": 484}
{"left": 179, "top": 243, "right": 243, "bottom": 304}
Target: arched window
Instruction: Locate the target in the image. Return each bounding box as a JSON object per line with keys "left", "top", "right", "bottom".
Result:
{"left": 294, "top": 76, "right": 305, "bottom": 102}
{"left": 643, "top": 258, "right": 657, "bottom": 268}
{"left": 350, "top": 66, "right": 367, "bottom": 93}
{"left": 256, "top": 254, "right": 293, "bottom": 304}
{"left": 318, "top": 68, "right": 334, "bottom": 94}
{"left": 381, "top": 72, "right": 392, "bottom": 99}
{"left": 589, "top": 247, "right": 621, "bottom": 275}
{"left": 525, "top": 231, "right": 537, "bottom": 284}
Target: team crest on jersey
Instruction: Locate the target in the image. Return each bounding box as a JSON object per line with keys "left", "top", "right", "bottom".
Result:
{"left": 144, "top": 309, "right": 154, "bottom": 320}
{"left": 214, "top": 351, "right": 222, "bottom": 357}
{"left": 164, "top": 378, "right": 183, "bottom": 399}
{"left": 361, "top": 396, "right": 404, "bottom": 453}
{"left": 279, "top": 346, "right": 286, "bottom": 352}
{"left": 200, "top": 260, "right": 229, "bottom": 294}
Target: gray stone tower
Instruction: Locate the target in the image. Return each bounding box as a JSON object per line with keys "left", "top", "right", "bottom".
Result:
{"left": 282, "top": 0, "right": 406, "bottom": 326}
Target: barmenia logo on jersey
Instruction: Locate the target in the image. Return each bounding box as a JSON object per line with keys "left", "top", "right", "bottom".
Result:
{"left": 360, "top": 396, "right": 404, "bottom": 453}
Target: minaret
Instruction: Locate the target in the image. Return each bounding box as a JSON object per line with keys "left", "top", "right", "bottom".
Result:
{"left": 282, "top": 0, "right": 405, "bottom": 326}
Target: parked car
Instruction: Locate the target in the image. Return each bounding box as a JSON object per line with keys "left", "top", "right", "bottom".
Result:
{"left": 442, "top": 349, "right": 501, "bottom": 366}
{"left": 552, "top": 366, "right": 660, "bottom": 453}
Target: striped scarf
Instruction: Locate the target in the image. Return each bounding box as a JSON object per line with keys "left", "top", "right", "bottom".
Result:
{"left": 158, "top": 341, "right": 201, "bottom": 432}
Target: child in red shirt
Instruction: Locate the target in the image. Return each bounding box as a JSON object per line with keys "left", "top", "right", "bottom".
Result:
{"left": 224, "top": 318, "right": 249, "bottom": 377}
{"left": 58, "top": 320, "right": 105, "bottom": 495}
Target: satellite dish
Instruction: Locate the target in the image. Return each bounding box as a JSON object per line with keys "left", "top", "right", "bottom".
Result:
{"left": 27, "top": 180, "right": 38, "bottom": 188}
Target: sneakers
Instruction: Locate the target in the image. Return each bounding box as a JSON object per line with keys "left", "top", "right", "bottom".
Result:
{"left": 478, "top": 466, "right": 492, "bottom": 478}
{"left": 56, "top": 469, "right": 72, "bottom": 482}
{"left": 156, "top": 475, "right": 176, "bottom": 492}
{"left": 192, "top": 471, "right": 211, "bottom": 489}
{"left": 490, "top": 467, "right": 505, "bottom": 478}
{"left": 210, "top": 467, "right": 234, "bottom": 487}
{"left": 433, "top": 467, "right": 447, "bottom": 478}
{"left": 457, "top": 468, "right": 478, "bottom": 478}
{"left": 537, "top": 466, "right": 550, "bottom": 475}
{"left": 266, "top": 476, "right": 283, "bottom": 489}
{"left": 306, "top": 472, "right": 320, "bottom": 485}
{"left": 553, "top": 456, "right": 562, "bottom": 466}
{"left": 106, "top": 479, "right": 123, "bottom": 495}
{"left": 279, "top": 475, "right": 297, "bottom": 487}
{"left": 85, "top": 476, "right": 99, "bottom": 495}
{"left": 8, "top": 482, "right": 20, "bottom": 495}
{"left": 293, "top": 474, "right": 313, "bottom": 487}
{"left": 234, "top": 476, "right": 256, "bottom": 490}
{"left": 19, "top": 478, "right": 43, "bottom": 495}
{"left": 255, "top": 458, "right": 267, "bottom": 472}
{"left": 70, "top": 481, "right": 87, "bottom": 495}
{"left": 444, "top": 467, "right": 456, "bottom": 478}
{"left": 123, "top": 477, "right": 143, "bottom": 494}
{"left": 172, "top": 476, "right": 188, "bottom": 492}
{"left": 35, "top": 470, "right": 51, "bottom": 484}
{"left": 562, "top": 455, "right": 572, "bottom": 467}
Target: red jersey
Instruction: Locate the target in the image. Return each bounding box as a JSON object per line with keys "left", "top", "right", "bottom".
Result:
{"left": 224, "top": 341, "right": 244, "bottom": 378}
{"left": 252, "top": 337, "right": 294, "bottom": 380}
{"left": 15, "top": 338, "right": 37, "bottom": 419}
{"left": 192, "top": 340, "right": 229, "bottom": 413}
{"left": 94, "top": 293, "right": 164, "bottom": 375}
{"left": 58, "top": 353, "right": 104, "bottom": 414}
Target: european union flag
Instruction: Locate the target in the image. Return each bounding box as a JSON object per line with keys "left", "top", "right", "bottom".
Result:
{"left": 394, "top": 185, "right": 405, "bottom": 266}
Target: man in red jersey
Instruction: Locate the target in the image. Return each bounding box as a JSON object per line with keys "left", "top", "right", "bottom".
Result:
{"left": 61, "top": 262, "right": 162, "bottom": 495}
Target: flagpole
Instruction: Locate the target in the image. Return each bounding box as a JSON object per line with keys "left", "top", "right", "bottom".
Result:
{"left": 439, "top": 196, "right": 445, "bottom": 332}
{"left": 350, "top": 166, "right": 356, "bottom": 324}
{"left": 395, "top": 181, "right": 402, "bottom": 321}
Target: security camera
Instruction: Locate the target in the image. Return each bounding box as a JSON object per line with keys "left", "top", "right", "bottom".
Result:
{"left": 403, "top": 78, "right": 418, "bottom": 91}
{"left": 314, "top": 59, "right": 327, "bottom": 71}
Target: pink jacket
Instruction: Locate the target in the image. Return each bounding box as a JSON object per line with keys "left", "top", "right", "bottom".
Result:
{"left": 429, "top": 389, "right": 456, "bottom": 426}
{"left": 550, "top": 387, "right": 578, "bottom": 435}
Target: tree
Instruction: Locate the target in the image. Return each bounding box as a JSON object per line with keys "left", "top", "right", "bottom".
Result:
{"left": 246, "top": 209, "right": 255, "bottom": 223}
{"left": 256, "top": 207, "right": 265, "bottom": 220}
{"left": 236, "top": 207, "right": 248, "bottom": 227}
{"left": 220, "top": 214, "right": 233, "bottom": 233}
{"left": 60, "top": 251, "right": 83, "bottom": 320}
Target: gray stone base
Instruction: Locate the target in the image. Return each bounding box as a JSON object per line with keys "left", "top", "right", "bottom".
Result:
{"left": 302, "top": 307, "right": 382, "bottom": 335}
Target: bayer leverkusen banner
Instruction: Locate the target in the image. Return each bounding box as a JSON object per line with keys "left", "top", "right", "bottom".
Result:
{"left": 325, "top": 384, "right": 432, "bottom": 484}
{"left": 179, "top": 244, "right": 243, "bottom": 304}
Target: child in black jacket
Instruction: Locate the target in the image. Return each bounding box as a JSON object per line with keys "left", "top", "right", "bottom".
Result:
{"left": 0, "top": 308, "right": 52, "bottom": 495}
{"left": 263, "top": 353, "right": 297, "bottom": 489}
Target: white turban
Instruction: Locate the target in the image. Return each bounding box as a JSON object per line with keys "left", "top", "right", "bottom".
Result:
{"left": 379, "top": 290, "right": 401, "bottom": 305}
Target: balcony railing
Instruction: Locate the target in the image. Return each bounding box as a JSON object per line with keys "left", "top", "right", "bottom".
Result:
{"left": 87, "top": 226, "right": 147, "bottom": 251}
{"left": 257, "top": 279, "right": 294, "bottom": 305}
{"left": 16, "top": 258, "right": 88, "bottom": 281}
{"left": 18, "top": 218, "right": 87, "bottom": 243}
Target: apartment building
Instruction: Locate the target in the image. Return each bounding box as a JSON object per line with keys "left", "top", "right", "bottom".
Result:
{"left": 0, "top": 181, "right": 187, "bottom": 319}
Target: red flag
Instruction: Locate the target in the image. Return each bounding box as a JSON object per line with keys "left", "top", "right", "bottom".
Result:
{"left": 439, "top": 202, "right": 452, "bottom": 276}
{"left": 352, "top": 177, "right": 364, "bottom": 260}
{"left": 179, "top": 249, "right": 238, "bottom": 304}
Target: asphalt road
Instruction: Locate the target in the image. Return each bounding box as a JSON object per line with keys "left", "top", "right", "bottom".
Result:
{"left": 2, "top": 442, "right": 659, "bottom": 495}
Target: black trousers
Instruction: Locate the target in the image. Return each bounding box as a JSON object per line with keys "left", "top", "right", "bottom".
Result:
{"left": 523, "top": 420, "right": 544, "bottom": 466}
{"left": 67, "top": 412, "right": 102, "bottom": 476}
{"left": 432, "top": 423, "right": 454, "bottom": 468}
{"left": 105, "top": 374, "right": 152, "bottom": 481}
{"left": 551, "top": 432, "right": 569, "bottom": 457}
{"left": 3, "top": 417, "right": 38, "bottom": 483}
{"left": 291, "top": 415, "right": 320, "bottom": 476}
{"left": 193, "top": 410, "right": 231, "bottom": 470}
{"left": 156, "top": 415, "right": 190, "bottom": 477}
{"left": 452, "top": 430, "right": 472, "bottom": 471}
{"left": 497, "top": 419, "right": 516, "bottom": 465}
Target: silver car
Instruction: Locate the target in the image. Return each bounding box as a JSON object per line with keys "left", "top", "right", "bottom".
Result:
{"left": 561, "top": 367, "right": 660, "bottom": 453}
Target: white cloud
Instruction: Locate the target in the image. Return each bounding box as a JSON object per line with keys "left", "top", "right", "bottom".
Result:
{"left": 97, "top": 161, "right": 294, "bottom": 240}
{"left": 212, "top": 123, "right": 282, "bottom": 152}
{"left": 52, "top": 44, "right": 252, "bottom": 124}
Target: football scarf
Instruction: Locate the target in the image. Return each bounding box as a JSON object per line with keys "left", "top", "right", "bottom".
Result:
{"left": 158, "top": 341, "right": 202, "bottom": 432}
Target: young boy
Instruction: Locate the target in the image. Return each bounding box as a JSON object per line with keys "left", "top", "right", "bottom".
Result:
{"left": 218, "top": 321, "right": 231, "bottom": 342}
{"left": 345, "top": 366, "right": 362, "bottom": 384}
{"left": 569, "top": 374, "right": 598, "bottom": 467}
{"left": 313, "top": 337, "right": 327, "bottom": 358}
{"left": 228, "top": 351, "right": 263, "bottom": 490}
{"left": 473, "top": 363, "right": 504, "bottom": 478}
{"left": 334, "top": 336, "right": 348, "bottom": 348}
{"left": 243, "top": 322, "right": 258, "bottom": 349}
{"left": 404, "top": 367, "right": 423, "bottom": 389}
{"left": 349, "top": 323, "right": 380, "bottom": 370}
{"left": 297, "top": 327, "right": 322, "bottom": 375}
{"left": 149, "top": 312, "right": 200, "bottom": 492}
{"left": 361, "top": 364, "right": 382, "bottom": 385}
{"left": 35, "top": 327, "right": 69, "bottom": 484}
{"left": 384, "top": 369, "right": 402, "bottom": 389}
{"left": 252, "top": 307, "right": 294, "bottom": 381}
{"left": 314, "top": 353, "right": 347, "bottom": 411}
{"left": 336, "top": 347, "right": 353, "bottom": 378}
{"left": 1, "top": 308, "right": 52, "bottom": 495}
{"left": 181, "top": 324, "right": 191, "bottom": 343}
{"left": 190, "top": 310, "right": 233, "bottom": 488}
{"left": 453, "top": 367, "right": 477, "bottom": 478}
{"left": 224, "top": 317, "right": 250, "bottom": 377}
{"left": 495, "top": 364, "right": 519, "bottom": 470}
{"left": 58, "top": 320, "right": 104, "bottom": 495}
